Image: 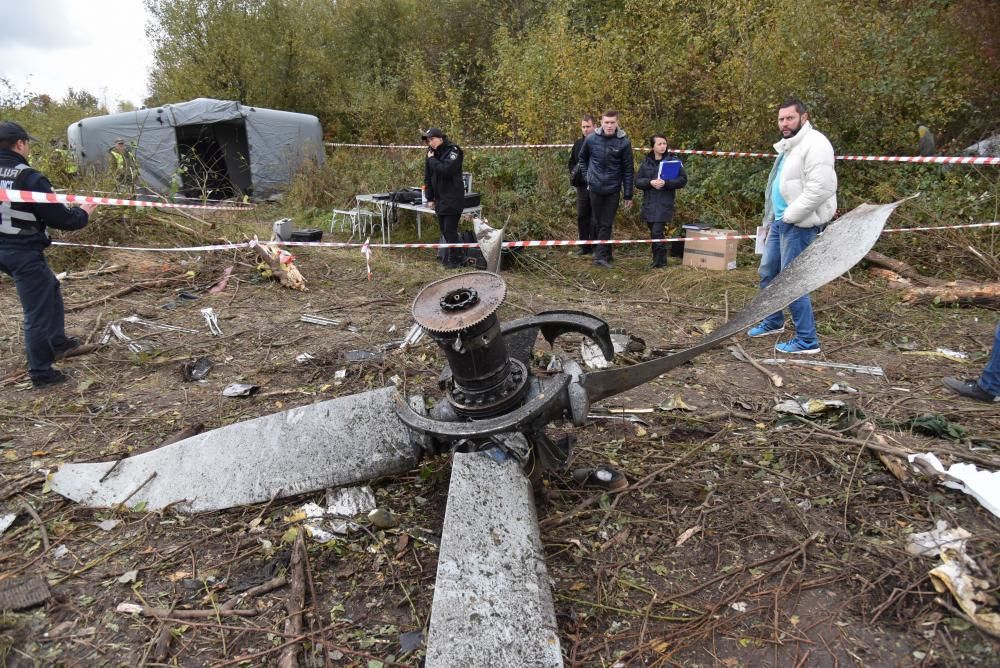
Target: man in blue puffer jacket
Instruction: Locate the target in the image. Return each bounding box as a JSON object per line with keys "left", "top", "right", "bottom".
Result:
{"left": 0, "top": 121, "right": 98, "bottom": 388}
{"left": 578, "top": 110, "right": 634, "bottom": 268}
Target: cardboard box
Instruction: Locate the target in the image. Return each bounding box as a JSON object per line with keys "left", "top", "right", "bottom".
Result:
{"left": 682, "top": 228, "right": 738, "bottom": 271}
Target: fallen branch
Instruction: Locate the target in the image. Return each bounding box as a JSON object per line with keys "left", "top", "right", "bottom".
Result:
{"left": 278, "top": 530, "right": 307, "bottom": 668}
{"left": 730, "top": 343, "right": 783, "bottom": 388}
{"left": 66, "top": 275, "right": 190, "bottom": 313}
{"left": 220, "top": 575, "right": 288, "bottom": 612}
{"left": 117, "top": 602, "right": 258, "bottom": 619}
{"left": 901, "top": 282, "right": 1000, "bottom": 308}
{"left": 865, "top": 250, "right": 946, "bottom": 287}
{"left": 57, "top": 265, "right": 125, "bottom": 280}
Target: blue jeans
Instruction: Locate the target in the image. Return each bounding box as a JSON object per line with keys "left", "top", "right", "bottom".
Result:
{"left": 0, "top": 247, "right": 69, "bottom": 381}
{"left": 758, "top": 220, "right": 819, "bottom": 344}
{"left": 979, "top": 323, "right": 1000, "bottom": 396}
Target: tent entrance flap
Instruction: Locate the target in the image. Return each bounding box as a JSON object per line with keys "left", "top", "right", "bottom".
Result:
{"left": 175, "top": 121, "right": 252, "bottom": 198}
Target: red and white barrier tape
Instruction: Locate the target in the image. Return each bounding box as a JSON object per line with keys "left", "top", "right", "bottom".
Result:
{"left": 49, "top": 221, "right": 999, "bottom": 253}
{"left": 0, "top": 189, "right": 254, "bottom": 211}
{"left": 325, "top": 141, "right": 1000, "bottom": 165}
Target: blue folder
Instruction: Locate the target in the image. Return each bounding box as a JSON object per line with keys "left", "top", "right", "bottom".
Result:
{"left": 658, "top": 160, "right": 682, "bottom": 180}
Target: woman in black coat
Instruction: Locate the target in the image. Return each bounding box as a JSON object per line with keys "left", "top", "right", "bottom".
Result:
{"left": 635, "top": 135, "right": 688, "bottom": 267}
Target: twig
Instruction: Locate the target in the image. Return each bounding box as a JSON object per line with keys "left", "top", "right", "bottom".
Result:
{"left": 278, "top": 530, "right": 307, "bottom": 668}
{"left": 66, "top": 275, "right": 190, "bottom": 312}
{"left": 220, "top": 575, "right": 288, "bottom": 612}
{"left": 115, "top": 472, "right": 157, "bottom": 510}
{"left": 731, "top": 342, "right": 783, "bottom": 387}
{"left": 21, "top": 501, "right": 50, "bottom": 552}
{"left": 119, "top": 604, "right": 258, "bottom": 619}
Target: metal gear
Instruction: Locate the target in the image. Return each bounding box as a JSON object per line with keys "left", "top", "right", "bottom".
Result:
{"left": 412, "top": 271, "right": 506, "bottom": 334}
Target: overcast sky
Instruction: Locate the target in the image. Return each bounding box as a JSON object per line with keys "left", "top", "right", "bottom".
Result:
{"left": 0, "top": 0, "right": 153, "bottom": 108}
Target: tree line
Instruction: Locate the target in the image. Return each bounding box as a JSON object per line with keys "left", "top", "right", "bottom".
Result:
{"left": 143, "top": 0, "right": 998, "bottom": 153}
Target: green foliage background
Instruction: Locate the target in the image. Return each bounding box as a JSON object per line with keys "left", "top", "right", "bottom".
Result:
{"left": 2, "top": 0, "right": 997, "bottom": 274}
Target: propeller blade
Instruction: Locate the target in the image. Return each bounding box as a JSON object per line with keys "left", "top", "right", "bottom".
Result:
{"left": 426, "top": 444, "right": 563, "bottom": 667}
{"left": 50, "top": 387, "right": 420, "bottom": 513}
{"left": 582, "top": 198, "right": 910, "bottom": 404}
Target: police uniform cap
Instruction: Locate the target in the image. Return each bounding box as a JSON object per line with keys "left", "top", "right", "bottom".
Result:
{"left": 0, "top": 121, "right": 37, "bottom": 142}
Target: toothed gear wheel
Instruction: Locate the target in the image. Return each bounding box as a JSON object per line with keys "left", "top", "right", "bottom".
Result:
{"left": 412, "top": 271, "right": 506, "bottom": 333}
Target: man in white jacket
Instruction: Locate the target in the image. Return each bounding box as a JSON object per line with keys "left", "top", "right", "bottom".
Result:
{"left": 747, "top": 98, "right": 837, "bottom": 354}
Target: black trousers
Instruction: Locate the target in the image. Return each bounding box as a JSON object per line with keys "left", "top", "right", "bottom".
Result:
{"left": 575, "top": 186, "right": 593, "bottom": 253}
{"left": 0, "top": 247, "right": 70, "bottom": 381}
{"left": 437, "top": 213, "right": 462, "bottom": 266}
{"left": 647, "top": 220, "right": 668, "bottom": 266}
{"left": 588, "top": 192, "right": 620, "bottom": 262}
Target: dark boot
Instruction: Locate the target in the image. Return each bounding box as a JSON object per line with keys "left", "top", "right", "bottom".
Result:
{"left": 650, "top": 242, "right": 667, "bottom": 268}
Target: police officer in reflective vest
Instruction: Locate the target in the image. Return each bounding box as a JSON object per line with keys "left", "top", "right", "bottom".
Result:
{"left": 0, "top": 121, "right": 98, "bottom": 387}
{"left": 109, "top": 138, "right": 138, "bottom": 192}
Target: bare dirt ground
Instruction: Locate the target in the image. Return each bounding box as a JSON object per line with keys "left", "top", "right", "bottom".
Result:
{"left": 1, "top": 212, "right": 998, "bottom": 667}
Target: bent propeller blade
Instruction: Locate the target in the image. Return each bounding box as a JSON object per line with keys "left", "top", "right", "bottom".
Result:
{"left": 50, "top": 387, "right": 419, "bottom": 513}
{"left": 582, "top": 198, "right": 910, "bottom": 404}
{"left": 426, "top": 445, "right": 563, "bottom": 668}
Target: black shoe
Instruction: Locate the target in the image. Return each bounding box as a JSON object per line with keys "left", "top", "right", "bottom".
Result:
{"left": 943, "top": 377, "right": 998, "bottom": 403}
{"left": 593, "top": 259, "right": 612, "bottom": 268}
{"left": 578, "top": 247, "right": 593, "bottom": 256}
{"left": 649, "top": 260, "right": 665, "bottom": 269}
{"left": 52, "top": 336, "right": 81, "bottom": 360}
{"left": 32, "top": 370, "right": 68, "bottom": 389}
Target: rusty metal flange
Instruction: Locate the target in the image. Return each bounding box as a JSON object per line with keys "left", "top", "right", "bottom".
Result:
{"left": 412, "top": 271, "right": 507, "bottom": 334}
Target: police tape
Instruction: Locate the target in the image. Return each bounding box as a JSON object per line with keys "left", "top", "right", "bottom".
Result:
{"left": 324, "top": 141, "right": 1000, "bottom": 166}
{"left": 49, "top": 221, "right": 1000, "bottom": 253}
{"left": 0, "top": 189, "right": 254, "bottom": 211}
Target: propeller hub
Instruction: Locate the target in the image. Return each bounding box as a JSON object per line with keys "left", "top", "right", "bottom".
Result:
{"left": 412, "top": 272, "right": 526, "bottom": 417}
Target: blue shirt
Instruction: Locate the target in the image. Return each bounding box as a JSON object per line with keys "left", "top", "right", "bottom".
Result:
{"left": 771, "top": 154, "right": 787, "bottom": 222}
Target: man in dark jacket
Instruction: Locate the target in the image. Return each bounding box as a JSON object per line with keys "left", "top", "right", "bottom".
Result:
{"left": 568, "top": 114, "right": 595, "bottom": 255}
{"left": 0, "top": 121, "right": 98, "bottom": 387}
{"left": 423, "top": 127, "right": 465, "bottom": 269}
{"left": 578, "top": 110, "right": 634, "bottom": 267}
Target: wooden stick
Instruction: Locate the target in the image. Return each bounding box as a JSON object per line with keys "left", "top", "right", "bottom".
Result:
{"left": 118, "top": 603, "right": 258, "bottom": 619}
{"left": 21, "top": 501, "right": 50, "bottom": 552}
{"left": 278, "top": 530, "right": 307, "bottom": 668}
{"left": 66, "top": 275, "right": 190, "bottom": 312}
{"left": 220, "top": 575, "right": 288, "bottom": 612}
{"left": 732, "top": 342, "right": 783, "bottom": 388}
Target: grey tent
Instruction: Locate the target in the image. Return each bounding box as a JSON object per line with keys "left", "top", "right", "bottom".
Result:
{"left": 67, "top": 98, "right": 324, "bottom": 199}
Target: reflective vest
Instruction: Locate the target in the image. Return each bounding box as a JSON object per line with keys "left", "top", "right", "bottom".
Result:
{"left": 0, "top": 162, "right": 42, "bottom": 236}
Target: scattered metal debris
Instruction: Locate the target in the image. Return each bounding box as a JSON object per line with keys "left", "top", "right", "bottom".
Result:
{"left": 829, "top": 383, "right": 859, "bottom": 393}
{"left": 181, "top": 357, "right": 214, "bottom": 381}
{"left": 121, "top": 315, "right": 198, "bottom": 334}
{"left": 907, "top": 453, "right": 1000, "bottom": 518}
{"left": 295, "top": 353, "right": 316, "bottom": 363}
{"left": 0, "top": 512, "right": 18, "bottom": 537}
{"left": 201, "top": 308, "right": 223, "bottom": 336}
{"left": 759, "top": 359, "right": 885, "bottom": 376}
{"left": 300, "top": 314, "right": 340, "bottom": 327}
{"left": 774, "top": 398, "right": 846, "bottom": 416}
{"left": 399, "top": 323, "right": 425, "bottom": 349}
{"left": 586, "top": 413, "right": 651, "bottom": 427}
{"left": 344, "top": 349, "right": 382, "bottom": 362}
{"left": 223, "top": 383, "right": 259, "bottom": 397}
{"left": 582, "top": 328, "right": 645, "bottom": 369}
